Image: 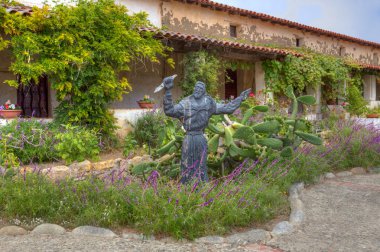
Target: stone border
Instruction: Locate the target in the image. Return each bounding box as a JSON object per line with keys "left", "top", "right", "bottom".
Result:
{"left": 1, "top": 166, "right": 378, "bottom": 245}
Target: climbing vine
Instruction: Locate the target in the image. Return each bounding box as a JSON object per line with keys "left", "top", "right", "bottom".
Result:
{"left": 180, "top": 50, "right": 254, "bottom": 97}
{"left": 0, "top": 0, "right": 171, "bottom": 139}
{"left": 180, "top": 50, "right": 222, "bottom": 97}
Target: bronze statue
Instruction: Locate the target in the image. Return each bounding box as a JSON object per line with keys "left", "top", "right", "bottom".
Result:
{"left": 160, "top": 76, "right": 250, "bottom": 183}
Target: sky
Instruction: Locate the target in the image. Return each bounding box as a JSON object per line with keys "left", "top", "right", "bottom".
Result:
{"left": 213, "top": 0, "right": 380, "bottom": 43}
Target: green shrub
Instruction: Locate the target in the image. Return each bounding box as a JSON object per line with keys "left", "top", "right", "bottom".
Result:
{"left": 123, "top": 133, "right": 138, "bottom": 157}
{"left": 54, "top": 125, "right": 100, "bottom": 164}
{"left": 133, "top": 111, "right": 167, "bottom": 149}
{"left": 0, "top": 120, "right": 58, "bottom": 164}
{"left": 346, "top": 85, "right": 368, "bottom": 116}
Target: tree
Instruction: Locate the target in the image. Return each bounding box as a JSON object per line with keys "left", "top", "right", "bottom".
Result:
{"left": 1, "top": 0, "right": 171, "bottom": 139}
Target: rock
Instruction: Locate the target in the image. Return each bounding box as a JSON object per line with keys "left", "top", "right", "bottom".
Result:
{"left": 290, "top": 198, "right": 304, "bottom": 212}
{"left": 31, "top": 223, "right": 66, "bottom": 235}
{"left": 113, "top": 158, "right": 123, "bottom": 169}
{"left": 324, "top": 172, "right": 336, "bottom": 179}
{"left": 128, "top": 155, "right": 153, "bottom": 167}
{"left": 122, "top": 233, "right": 155, "bottom": 240}
{"left": 226, "top": 229, "right": 270, "bottom": 245}
{"left": 368, "top": 167, "right": 380, "bottom": 174}
{"left": 350, "top": 167, "right": 366, "bottom": 174}
{"left": 0, "top": 226, "right": 28, "bottom": 236}
{"left": 271, "top": 221, "right": 293, "bottom": 236}
{"left": 336, "top": 171, "right": 353, "bottom": 177}
{"left": 289, "top": 209, "right": 305, "bottom": 225}
{"left": 122, "top": 233, "right": 143, "bottom": 240}
{"left": 71, "top": 226, "right": 117, "bottom": 238}
{"left": 195, "top": 236, "right": 226, "bottom": 244}
{"left": 289, "top": 182, "right": 304, "bottom": 196}
{"left": 92, "top": 160, "right": 115, "bottom": 171}
{"left": 43, "top": 166, "right": 72, "bottom": 180}
{"left": 70, "top": 160, "right": 92, "bottom": 172}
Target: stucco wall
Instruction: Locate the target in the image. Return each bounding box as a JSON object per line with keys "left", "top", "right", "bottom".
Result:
{"left": 111, "top": 53, "right": 183, "bottom": 109}
{"left": 161, "top": 1, "right": 380, "bottom": 66}
{"left": 0, "top": 48, "right": 17, "bottom": 105}
{"left": 117, "top": 0, "right": 162, "bottom": 28}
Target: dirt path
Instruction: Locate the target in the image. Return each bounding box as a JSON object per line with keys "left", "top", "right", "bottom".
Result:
{"left": 268, "top": 173, "right": 380, "bottom": 252}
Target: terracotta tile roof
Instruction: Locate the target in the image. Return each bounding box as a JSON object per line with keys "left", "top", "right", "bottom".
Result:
{"left": 1, "top": 4, "right": 33, "bottom": 15}
{"left": 141, "top": 27, "right": 302, "bottom": 57}
{"left": 177, "top": 0, "right": 380, "bottom": 49}
{"left": 142, "top": 27, "right": 380, "bottom": 71}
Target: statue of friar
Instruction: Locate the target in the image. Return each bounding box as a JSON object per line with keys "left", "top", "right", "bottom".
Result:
{"left": 161, "top": 75, "right": 251, "bottom": 183}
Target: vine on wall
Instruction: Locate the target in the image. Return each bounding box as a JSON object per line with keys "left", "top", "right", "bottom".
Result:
{"left": 0, "top": 0, "right": 171, "bottom": 139}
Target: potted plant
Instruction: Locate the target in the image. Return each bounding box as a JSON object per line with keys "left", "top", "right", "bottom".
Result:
{"left": 0, "top": 100, "right": 22, "bottom": 119}
{"left": 366, "top": 106, "right": 380, "bottom": 118}
{"left": 137, "top": 95, "right": 155, "bottom": 109}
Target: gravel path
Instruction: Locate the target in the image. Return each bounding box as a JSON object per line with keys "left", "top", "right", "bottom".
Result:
{"left": 1, "top": 174, "right": 378, "bottom": 252}
{"left": 268, "top": 173, "right": 380, "bottom": 252}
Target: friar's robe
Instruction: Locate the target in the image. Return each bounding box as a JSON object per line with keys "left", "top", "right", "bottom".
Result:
{"left": 163, "top": 90, "right": 244, "bottom": 183}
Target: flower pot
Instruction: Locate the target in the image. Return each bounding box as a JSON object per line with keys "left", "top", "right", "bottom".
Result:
{"left": 366, "top": 114, "right": 379, "bottom": 118}
{"left": 0, "top": 110, "right": 22, "bottom": 119}
{"left": 137, "top": 101, "right": 154, "bottom": 109}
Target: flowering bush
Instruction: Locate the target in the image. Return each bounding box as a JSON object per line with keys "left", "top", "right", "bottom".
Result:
{"left": 0, "top": 100, "right": 21, "bottom": 110}
{"left": 138, "top": 95, "right": 154, "bottom": 104}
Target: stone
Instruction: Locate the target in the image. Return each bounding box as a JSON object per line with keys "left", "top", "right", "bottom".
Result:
{"left": 122, "top": 233, "right": 155, "bottom": 240}
{"left": 195, "top": 235, "right": 226, "bottom": 244}
{"left": 71, "top": 226, "right": 117, "bottom": 238}
{"left": 324, "top": 172, "right": 336, "bottom": 179}
{"left": 43, "top": 166, "right": 72, "bottom": 180}
{"left": 368, "top": 167, "right": 380, "bottom": 174}
{"left": 31, "top": 223, "right": 66, "bottom": 235}
{"left": 0, "top": 226, "right": 28, "bottom": 236}
{"left": 113, "top": 158, "right": 123, "bottom": 169}
{"left": 92, "top": 160, "right": 115, "bottom": 171}
{"left": 70, "top": 160, "right": 92, "bottom": 172}
{"left": 226, "top": 229, "right": 270, "bottom": 245}
{"left": 290, "top": 198, "right": 304, "bottom": 212}
{"left": 128, "top": 155, "right": 153, "bottom": 167}
{"left": 336, "top": 171, "right": 353, "bottom": 177}
{"left": 289, "top": 182, "right": 304, "bottom": 195}
{"left": 271, "top": 221, "right": 293, "bottom": 236}
{"left": 289, "top": 209, "right": 305, "bottom": 225}
{"left": 350, "top": 167, "right": 366, "bottom": 174}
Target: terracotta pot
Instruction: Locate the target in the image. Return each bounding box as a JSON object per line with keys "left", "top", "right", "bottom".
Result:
{"left": 137, "top": 101, "right": 154, "bottom": 109}
{"left": 366, "top": 114, "right": 379, "bottom": 118}
{"left": 0, "top": 110, "right": 22, "bottom": 119}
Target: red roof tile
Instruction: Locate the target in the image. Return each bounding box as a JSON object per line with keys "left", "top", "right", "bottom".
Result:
{"left": 1, "top": 4, "right": 33, "bottom": 15}
{"left": 141, "top": 27, "right": 380, "bottom": 71}
{"left": 176, "top": 0, "right": 380, "bottom": 49}
{"left": 141, "top": 27, "right": 302, "bottom": 57}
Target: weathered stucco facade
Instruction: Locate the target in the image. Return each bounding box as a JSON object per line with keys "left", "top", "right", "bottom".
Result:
{"left": 2, "top": 0, "right": 380, "bottom": 122}
{"left": 161, "top": 0, "right": 380, "bottom": 66}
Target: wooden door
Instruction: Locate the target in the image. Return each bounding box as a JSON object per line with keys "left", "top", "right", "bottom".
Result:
{"left": 17, "top": 76, "right": 49, "bottom": 118}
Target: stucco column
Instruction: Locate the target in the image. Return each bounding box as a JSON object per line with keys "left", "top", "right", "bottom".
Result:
{"left": 255, "top": 61, "right": 273, "bottom": 103}
{"left": 307, "top": 84, "right": 322, "bottom": 119}
{"left": 363, "top": 75, "right": 376, "bottom": 101}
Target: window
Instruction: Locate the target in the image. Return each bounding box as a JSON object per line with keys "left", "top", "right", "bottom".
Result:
{"left": 229, "top": 25, "right": 237, "bottom": 38}
{"left": 295, "top": 38, "right": 304, "bottom": 47}
{"left": 339, "top": 47, "right": 346, "bottom": 56}
{"left": 376, "top": 78, "right": 380, "bottom": 101}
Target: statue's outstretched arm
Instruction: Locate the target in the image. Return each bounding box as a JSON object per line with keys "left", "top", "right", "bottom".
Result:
{"left": 162, "top": 76, "right": 184, "bottom": 119}
{"left": 214, "top": 88, "right": 251, "bottom": 115}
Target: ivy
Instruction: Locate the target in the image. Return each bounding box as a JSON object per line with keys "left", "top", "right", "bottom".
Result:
{"left": 180, "top": 50, "right": 221, "bottom": 97}
{"left": 0, "top": 0, "right": 171, "bottom": 139}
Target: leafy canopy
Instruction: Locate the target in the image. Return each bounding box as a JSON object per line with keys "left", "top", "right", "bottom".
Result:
{"left": 1, "top": 0, "right": 171, "bottom": 138}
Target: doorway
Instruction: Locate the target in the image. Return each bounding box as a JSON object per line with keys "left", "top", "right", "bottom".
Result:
{"left": 17, "top": 75, "right": 49, "bottom": 118}
{"left": 225, "top": 69, "right": 237, "bottom": 99}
